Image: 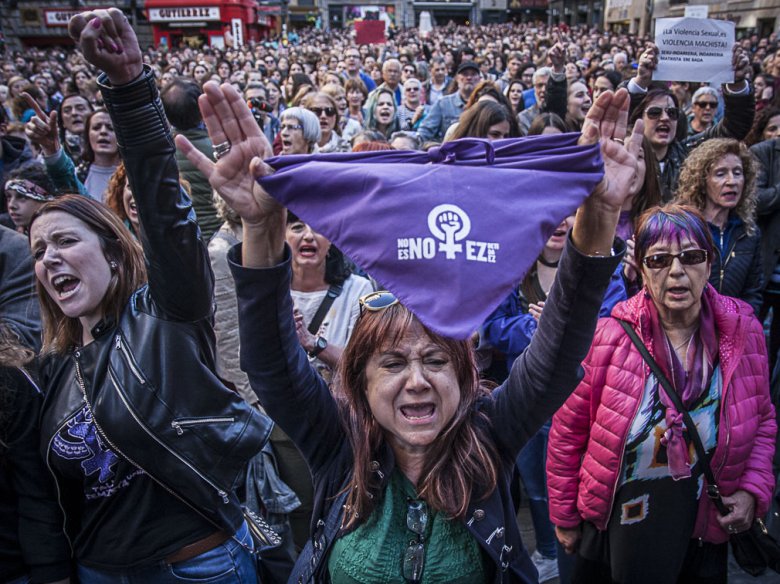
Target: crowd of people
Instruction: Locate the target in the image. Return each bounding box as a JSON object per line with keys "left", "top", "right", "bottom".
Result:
{"left": 1, "top": 7, "right": 780, "bottom": 584}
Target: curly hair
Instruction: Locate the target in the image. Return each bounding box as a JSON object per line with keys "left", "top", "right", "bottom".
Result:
{"left": 105, "top": 162, "right": 129, "bottom": 223}
{"left": 675, "top": 138, "right": 758, "bottom": 235}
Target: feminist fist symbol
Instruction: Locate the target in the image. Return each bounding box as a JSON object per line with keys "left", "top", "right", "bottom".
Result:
{"left": 428, "top": 204, "right": 471, "bottom": 260}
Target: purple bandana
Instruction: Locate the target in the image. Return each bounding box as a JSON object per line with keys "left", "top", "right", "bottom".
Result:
{"left": 260, "top": 134, "right": 604, "bottom": 339}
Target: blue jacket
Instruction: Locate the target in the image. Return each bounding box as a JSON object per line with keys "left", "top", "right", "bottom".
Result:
{"left": 483, "top": 264, "right": 627, "bottom": 369}
{"left": 417, "top": 91, "right": 467, "bottom": 142}
{"left": 229, "top": 235, "right": 624, "bottom": 583}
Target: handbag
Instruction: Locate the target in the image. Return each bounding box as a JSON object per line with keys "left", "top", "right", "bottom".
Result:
{"left": 618, "top": 319, "right": 780, "bottom": 577}
{"left": 243, "top": 506, "right": 296, "bottom": 584}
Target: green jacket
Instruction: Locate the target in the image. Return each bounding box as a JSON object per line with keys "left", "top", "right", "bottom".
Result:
{"left": 173, "top": 126, "right": 221, "bottom": 242}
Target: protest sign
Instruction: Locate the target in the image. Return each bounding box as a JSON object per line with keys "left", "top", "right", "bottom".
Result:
{"left": 654, "top": 17, "right": 734, "bottom": 85}
{"left": 354, "top": 20, "right": 386, "bottom": 44}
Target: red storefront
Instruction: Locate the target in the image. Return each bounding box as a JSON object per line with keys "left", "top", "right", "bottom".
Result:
{"left": 145, "top": 0, "right": 271, "bottom": 49}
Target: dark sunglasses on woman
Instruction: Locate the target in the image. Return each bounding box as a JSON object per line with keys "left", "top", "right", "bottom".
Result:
{"left": 644, "top": 106, "right": 680, "bottom": 120}
{"left": 310, "top": 106, "right": 336, "bottom": 117}
{"left": 642, "top": 249, "right": 708, "bottom": 269}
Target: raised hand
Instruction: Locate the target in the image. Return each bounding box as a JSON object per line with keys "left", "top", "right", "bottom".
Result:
{"left": 22, "top": 92, "right": 59, "bottom": 156}
{"left": 68, "top": 8, "right": 142, "bottom": 86}
{"left": 635, "top": 43, "right": 658, "bottom": 89}
{"left": 176, "top": 81, "right": 285, "bottom": 267}
{"left": 731, "top": 44, "right": 750, "bottom": 86}
{"left": 548, "top": 39, "right": 566, "bottom": 75}
{"left": 579, "top": 88, "right": 644, "bottom": 212}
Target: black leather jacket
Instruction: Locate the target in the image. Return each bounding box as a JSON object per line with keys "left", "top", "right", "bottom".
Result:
{"left": 38, "top": 67, "right": 271, "bottom": 545}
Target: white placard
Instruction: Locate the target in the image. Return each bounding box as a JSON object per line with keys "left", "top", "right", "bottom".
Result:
{"left": 654, "top": 17, "right": 735, "bottom": 85}
{"left": 231, "top": 18, "right": 244, "bottom": 48}
{"left": 684, "top": 5, "right": 709, "bottom": 18}
{"left": 148, "top": 7, "right": 220, "bottom": 23}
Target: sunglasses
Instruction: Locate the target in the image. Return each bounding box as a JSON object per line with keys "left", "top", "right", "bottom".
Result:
{"left": 280, "top": 123, "right": 303, "bottom": 132}
{"left": 359, "top": 291, "right": 398, "bottom": 315}
{"left": 694, "top": 101, "right": 718, "bottom": 109}
{"left": 403, "top": 499, "right": 428, "bottom": 583}
{"left": 642, "top": 249, "right": 708, "bottom": 269}
{"left": 644, "top": 106, "right": 680, "bottom": 120}
{"left": 310, "top": 106, "right": 336, "bottom": 117}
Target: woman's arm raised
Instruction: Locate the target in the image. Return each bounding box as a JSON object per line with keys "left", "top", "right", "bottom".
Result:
{"left": 572, "top": 89, "right": 644, "bottom": 256}
{"left": 175, "top": 82, "right": 286, "bottom": 269}
{"left": 69, "top": 9, "right": 213, "bottom": 321}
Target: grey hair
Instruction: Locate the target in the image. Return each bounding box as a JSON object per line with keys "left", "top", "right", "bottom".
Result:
{"left": 692, "top": 86, "right": 719, "bottom": 102}
{"left": 533, "top": 67, "right": 552, "bottom": 84}
{"left": 281, "top": 107, "right": 321, "bottom": 146}
{"left": 212, "top": 189, "right": 241, "bottom": 226}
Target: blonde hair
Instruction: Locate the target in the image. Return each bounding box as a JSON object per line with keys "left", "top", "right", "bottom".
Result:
{"left": 675, "top": 138, "right": 758, "bottom": 235}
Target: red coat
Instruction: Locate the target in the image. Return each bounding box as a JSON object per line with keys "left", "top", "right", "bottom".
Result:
{"left": 547, "top": 285, "right": 776, "bottom": 543}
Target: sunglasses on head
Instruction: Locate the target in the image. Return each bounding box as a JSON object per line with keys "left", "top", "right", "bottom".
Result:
{"left": 310, "top": 106, "right": 336, "bottom": 117}
{"left": 644, "top": 106, "right": 680, "bottom": 120}
{"left": 694, "top": 101, "right": 717, "bottom": 109}
{"left": 403, "top": 499, "right": 428, "bottom": 583}
{"left": 359, "top": 291, "right": 398, "bottom": 315}
{"left": 642, "top": 249, "right": 708, "bottom": 269}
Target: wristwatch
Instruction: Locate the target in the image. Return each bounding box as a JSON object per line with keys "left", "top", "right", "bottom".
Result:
{"left": 308, "top": 336, "right": 328, "bottom": 358}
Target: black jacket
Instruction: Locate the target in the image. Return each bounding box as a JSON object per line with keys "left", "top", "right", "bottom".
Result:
{"left": 0, "top": 226, "right": 41, "bottom": 351}
{"left": 708, "top": 218, "right": 763, "bottom": 315}
{"left": 627, "top": 84, "right": 755, "bottom": 201}
{"left": 229, "top": 236, "right": 624, "bottom": 583}
{"left": 0, "top": 367, "right": 70, "bottom": 583}
{"left": 751, "top": 137, "right": 780, "bottom": 285}
{"left": 38, "top": 67, "right": 271, "bottom": 550}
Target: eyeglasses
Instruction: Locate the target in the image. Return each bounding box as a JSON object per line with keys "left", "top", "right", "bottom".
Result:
{"left": 694, "top": 101, "right": 718, "bottom": 109}
{"left": 405, "top": 86, "right": 420, "bottom": 91}
{"left": 280, "top": 123, "right": 303, "bottom": 132}
{"left": 345, "top": 54, "right": 360, "bottom": 59}
{"left": 309, "top": 106, "right": 336, "bottom": 117}
{"left": 359, "top": 291, "right": 398, "bottom": 315}
{"left": 644, "top": 106, "right": 680, "bottom": 120}
{"left": 403, "top": 499, "right": 428, "bottom": 583}
{"left": 642, "top": 249, "right": 708, "bottom": 269}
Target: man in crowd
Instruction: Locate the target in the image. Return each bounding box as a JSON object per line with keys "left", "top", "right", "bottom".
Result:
{"left": 417, "top": 60, "right": 481, "bottom": 142}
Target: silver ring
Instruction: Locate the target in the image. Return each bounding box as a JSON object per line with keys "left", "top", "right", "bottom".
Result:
{"left": 213, "top": 141, "right": 231, "bottom": 160}
{"left": 613, "top": 138, "right": 624, "bottom": 144}
{"left": 728, "top": 525, "right": 736, "bottom": 533}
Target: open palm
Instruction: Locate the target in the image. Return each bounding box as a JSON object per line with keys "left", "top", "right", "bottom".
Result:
{"left": 175, "top": 81, "right": 281, "bottom": 226}
{"left": 578, "top": 89, "right": 644, "bottom": 211}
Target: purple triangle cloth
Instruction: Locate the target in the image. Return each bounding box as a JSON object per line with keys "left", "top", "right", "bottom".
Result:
{"left": 259, "top": 133, "right": 604, "bottom": 339}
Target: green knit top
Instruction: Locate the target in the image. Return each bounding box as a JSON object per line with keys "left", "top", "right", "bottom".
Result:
{"left": 327, "top": 470, "right": 491, "bottom": 583}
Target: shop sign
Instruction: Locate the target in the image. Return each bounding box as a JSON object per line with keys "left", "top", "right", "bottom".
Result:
{"left": 148, "top": 7, "right": 221, "bottom": 22}
{"left": 231, "top": 18, "right": 244, "bottom": 47}
{"left": 45, "top": 9, "right": 89, "bottom": 27}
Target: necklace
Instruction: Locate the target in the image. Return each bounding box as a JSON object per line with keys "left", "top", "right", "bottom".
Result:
{"left": 537, "top": 256, "right": 559, "bottom": 268}
{"left": 673, "top": 335, "right": 693, "bottom": 352}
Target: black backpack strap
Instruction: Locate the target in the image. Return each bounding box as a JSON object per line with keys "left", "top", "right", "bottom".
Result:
{"left": 307, "top": 284, "right": 343, "bottom": 336}
{"left": 616, "top": 319, "right": 730, "bottom": 516}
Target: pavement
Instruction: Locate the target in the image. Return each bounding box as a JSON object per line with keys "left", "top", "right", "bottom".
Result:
{"left": 517, "top": 505, "right": 780, "bottom": 583}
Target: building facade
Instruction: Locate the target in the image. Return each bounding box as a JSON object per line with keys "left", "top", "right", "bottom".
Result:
{"left": 649, "top": 0, "right": 779, "bottom": 37}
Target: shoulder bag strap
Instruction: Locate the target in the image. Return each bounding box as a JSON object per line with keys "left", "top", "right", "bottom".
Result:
{"left": 307, "top": 284, "right": 343, "bottom": 335}
{"left": 616, "top": 319, "right": 730, "bottom": 516}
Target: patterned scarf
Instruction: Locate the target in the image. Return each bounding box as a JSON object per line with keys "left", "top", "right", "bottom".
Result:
{"left": 644, "top": 289, "right": 718, "bottom": 480}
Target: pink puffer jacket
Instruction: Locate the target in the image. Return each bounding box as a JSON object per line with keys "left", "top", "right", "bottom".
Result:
{"left": 547, "top": 285, "right": 776, "bottom": 543}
